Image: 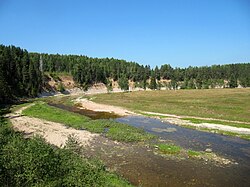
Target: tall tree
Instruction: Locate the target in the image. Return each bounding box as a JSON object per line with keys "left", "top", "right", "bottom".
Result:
{"left": 149, "top": 71, "right": 157, "bottom": 90}
{"left": 118, "top": 74, "right": 129, "bottom": 91}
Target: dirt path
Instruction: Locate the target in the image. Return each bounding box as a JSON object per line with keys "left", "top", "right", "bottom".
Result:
{"left": 6, "top": 104, "right": 98, "bottom": 147}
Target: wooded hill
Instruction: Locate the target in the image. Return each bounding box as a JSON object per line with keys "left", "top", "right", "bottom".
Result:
{"left": 1, "top": 44, "right": 250, "bottom": 103}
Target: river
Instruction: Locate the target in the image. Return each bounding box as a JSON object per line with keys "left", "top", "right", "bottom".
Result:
{"left": 49, "top": 103, "right": 250, "bottom": 186}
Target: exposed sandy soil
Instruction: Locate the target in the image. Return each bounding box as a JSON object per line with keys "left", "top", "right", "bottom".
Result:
{"left": 6, "top": 105, "right": 98, "bottom": 147}
{"left": 165, "top": 118, "right": 250, "bottom": 135}
{"left": 141, "top": 111, "right": 250, "bottom": 135}
{"left": 74, "top": 97, "right": 137, "bottom": 116}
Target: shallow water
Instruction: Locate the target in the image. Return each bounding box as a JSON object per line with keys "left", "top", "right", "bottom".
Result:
{"left": 116, "top": 116, "right": 250, "bottom": 164}
{"left": 49, "top": 103, "right": 250, "bottom": 186}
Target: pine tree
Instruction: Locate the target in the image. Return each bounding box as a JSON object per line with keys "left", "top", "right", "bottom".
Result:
{"left": 118, "top": 74, "right": 129, "bottom": 91}
{"left": 143, "top": 71, "right": 147, "bottom": 90}
{"left": 229, "top": 75, "right": 238, "bottom": 88}
{"left": 149, "top": 72, "right": 157, "bottom": 90}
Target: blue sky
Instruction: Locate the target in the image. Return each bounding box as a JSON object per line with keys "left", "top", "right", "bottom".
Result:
{"left": 0, "top": 0, "right": 249, "bottom": 68}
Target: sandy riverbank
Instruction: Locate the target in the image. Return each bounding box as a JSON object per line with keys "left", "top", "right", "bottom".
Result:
{"left": 74, "top": 97, "right": 137, "bottom": 116}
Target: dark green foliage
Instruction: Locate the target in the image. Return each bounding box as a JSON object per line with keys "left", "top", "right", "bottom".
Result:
{"left": 149, "top": 72, "right": 157, "bottom": 90}
{"left": 143, "top": 71, "right": 147, "bottom": 90}
{"left": 29, "top": 50, "right": 249, "bottom": 90}
{"left": 229, "top": 75, "right": 238, "bottom": 88}
{"left": 118, "top": 74, "right": 129, "bottom": 91}
{"left": 0, "top": 45, "right": 41, "bottom": 103}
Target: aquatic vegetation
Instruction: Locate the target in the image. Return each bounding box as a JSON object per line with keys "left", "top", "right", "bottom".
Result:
{"left": 156, "top": 144, "right": 181, "bottom": 155}
{"left": 187, "top": 150, "right": 202, "bottom": 158}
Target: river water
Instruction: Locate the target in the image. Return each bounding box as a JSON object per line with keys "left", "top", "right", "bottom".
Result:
{"left": 116, "top": 116, "right": 250, "bottom": 164}
{"left": 49, "top": 103, "right": 250, "bottom": 186}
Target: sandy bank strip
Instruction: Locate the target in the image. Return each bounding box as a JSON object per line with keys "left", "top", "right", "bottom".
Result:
{"left": 10, "top": 116, "right": 98, "bottom": 147}
{"left": 6, "top": 105, "right": 98, "bottom": 147}
{"left": 74, "top": 98, "right": 137, "bottom": 116}
{"left": 143, "top": 111, "right": 250, "bottom": 125}
{"left": 141, "top": 112, "right": 250, "bottom": 135}
{"left": 165, "top": 118, "right": 250, "bottom": 135}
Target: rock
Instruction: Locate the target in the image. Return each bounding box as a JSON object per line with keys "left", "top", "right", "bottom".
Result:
{"left": 205, "top": 148, "right": 212, "bottom": 153}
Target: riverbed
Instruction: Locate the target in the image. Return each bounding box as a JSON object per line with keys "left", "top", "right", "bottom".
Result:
{"left": 49, "top": 103, "right": 250, "bottom": 186}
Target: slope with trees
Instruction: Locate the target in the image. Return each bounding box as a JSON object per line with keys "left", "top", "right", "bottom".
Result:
{"left": 1, "top": 44, "right": 250, "bottom": 103}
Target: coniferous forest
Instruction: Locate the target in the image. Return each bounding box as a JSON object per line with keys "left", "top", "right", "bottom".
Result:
{"left": 1, "top": 44, "right": 250, "bottom": 103}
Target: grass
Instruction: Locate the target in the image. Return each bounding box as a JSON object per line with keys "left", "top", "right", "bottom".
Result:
{"left": 91, "top": 88, "right": 250, "bottom": 123}
{"left": 182, "top": 118, "right": 250, "bottom": 129}
{"left": 37, "top": 95, "right": 76, "bottom": 107}
{"left": 22, "top": 102, "right": 90, "bottom": 127}
{"left": 156, "top": 144, "right": 181, "bottom": 155}
{"left": 137, "top": 112, "right": 166, "bottom": 119}
{"left": 22, "top": 102, "right": 155, "bottom": 142}
{"left": 155, "top": 143, "right": 229, "bottom": 164}
{"left": 187, "top": 150, "right": 203, "bottom": 158}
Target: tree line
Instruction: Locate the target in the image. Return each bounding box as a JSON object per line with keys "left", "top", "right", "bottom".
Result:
{"left": 0, "top": 45, "right": 42, "bottom": 103}
{"left": 1, "top": 44, "right": 250, "bottom": 102}
{"left": 29, "top": 51, "right": 250, "bottom": 90}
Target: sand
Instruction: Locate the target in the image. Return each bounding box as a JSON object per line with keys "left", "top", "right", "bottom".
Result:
{"left": 74, "top": 97, "right": 136, "bottom": 116}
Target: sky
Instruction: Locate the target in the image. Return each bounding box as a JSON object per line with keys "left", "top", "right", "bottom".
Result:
{"left": 0, "top": 0, "right": 249, "bottom": 68}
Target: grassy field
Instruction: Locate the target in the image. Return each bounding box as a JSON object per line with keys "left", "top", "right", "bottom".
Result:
{"left": 22, "top": 102, "right": 154, "bottom": 142}
{"left": 91, "top": 88, "right": 250, "bottom": 123}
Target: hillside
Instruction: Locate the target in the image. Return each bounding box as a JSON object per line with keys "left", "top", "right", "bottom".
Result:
{"left": 1, "top": 44, "right": 250, "bottom": 103}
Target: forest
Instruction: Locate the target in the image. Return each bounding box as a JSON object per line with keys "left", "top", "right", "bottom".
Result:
{"left": 1, "top": 44, "right": 250, "bottom": 103}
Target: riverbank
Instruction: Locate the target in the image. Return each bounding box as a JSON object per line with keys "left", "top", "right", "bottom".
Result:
{"left": 74, "top": 97, "right": 136, "bottom": 116}
{"left": 71, "top": 96, "right": 250, "bottom": 140}
{"left": 0, "top": 106, "right": 133, "bottom": 187}
{"left": 6, "top": 101, "right": 248, "bottom": 186}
